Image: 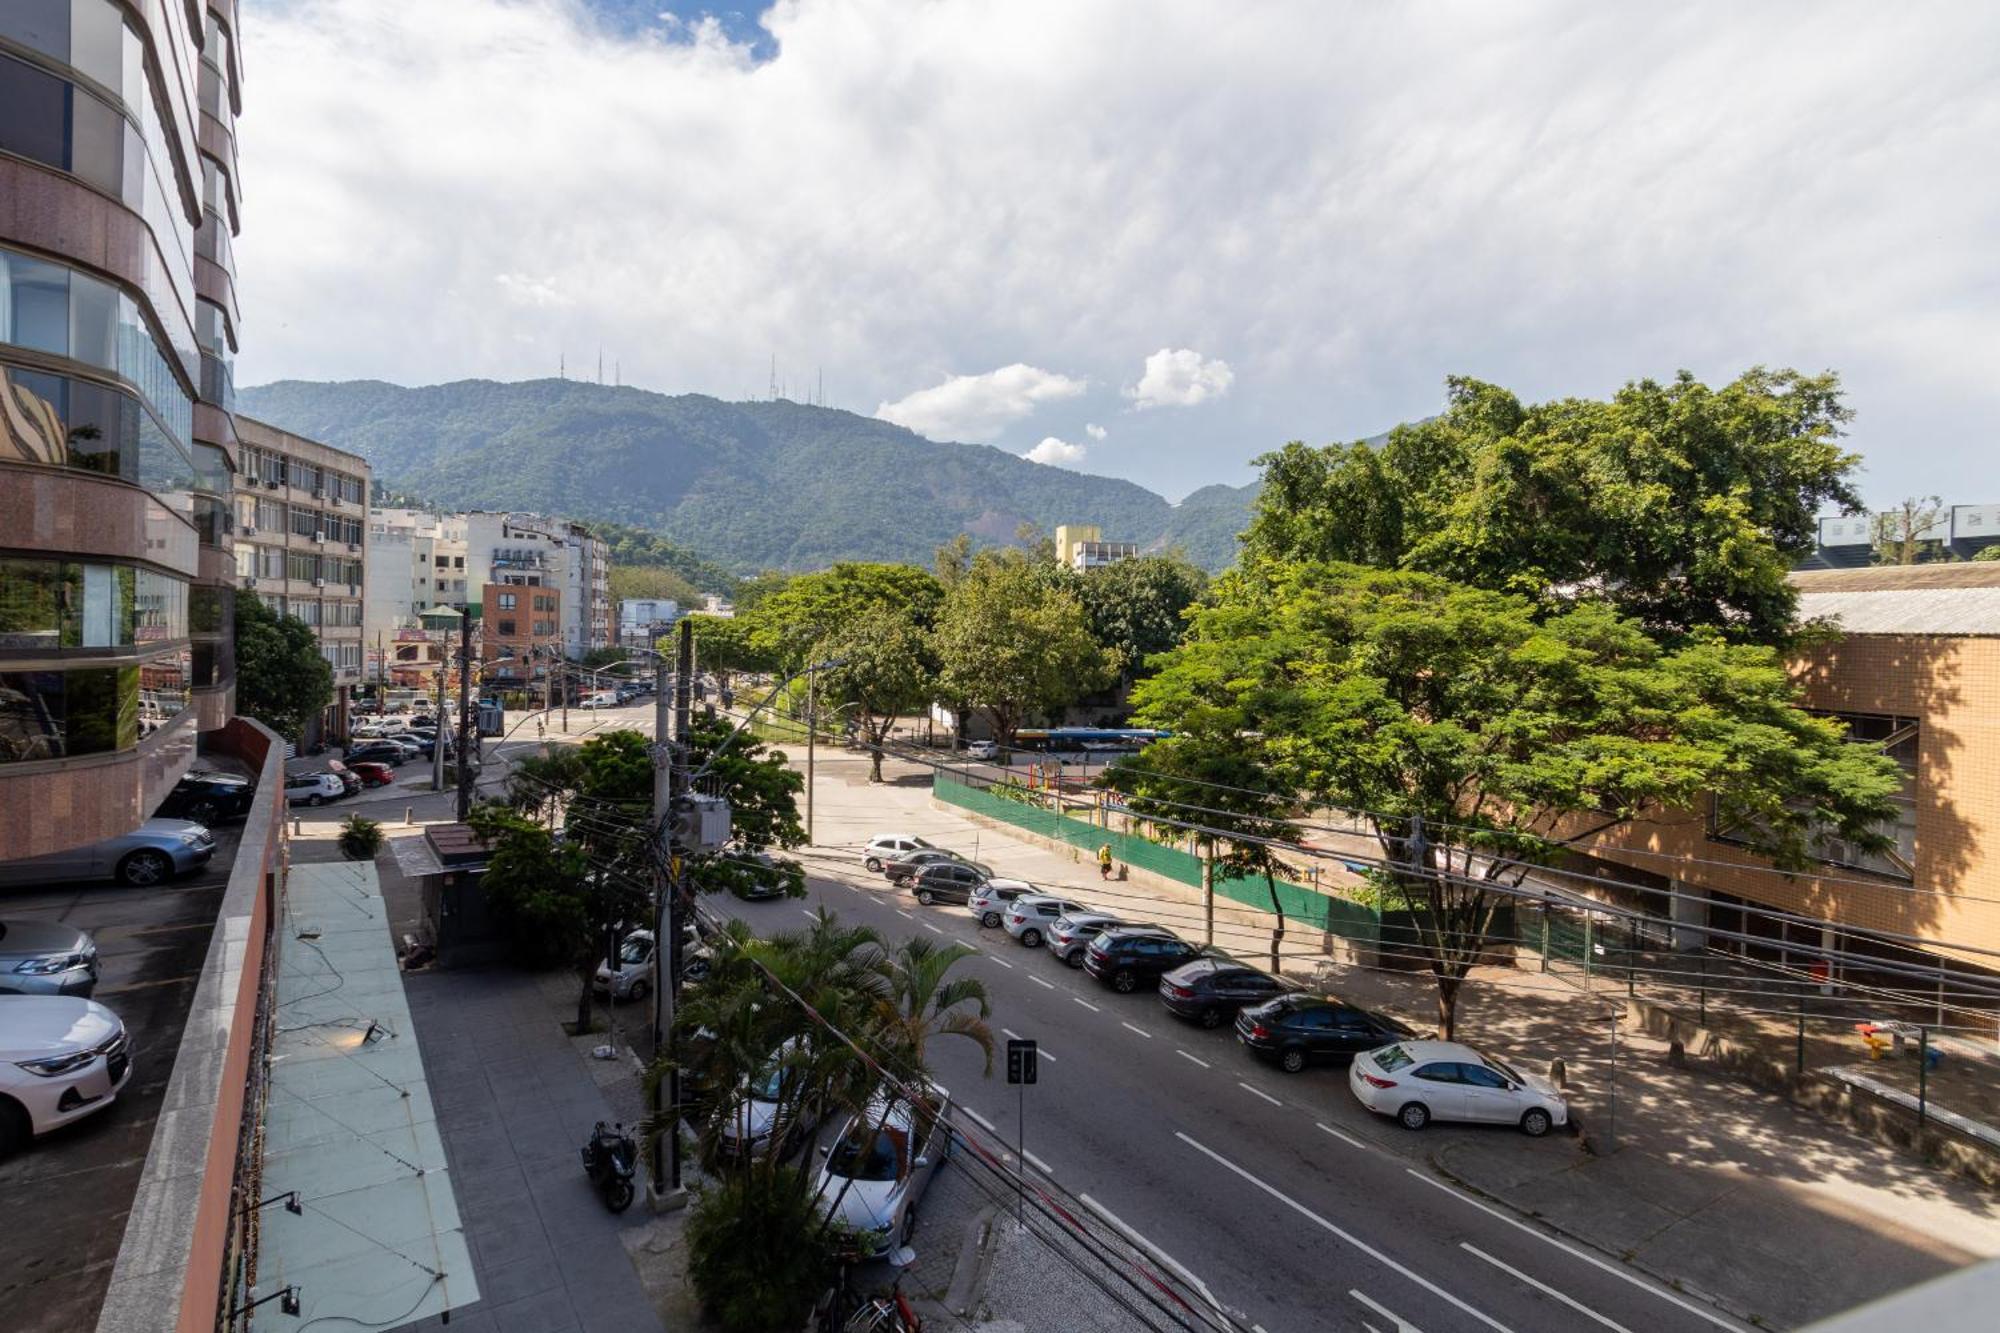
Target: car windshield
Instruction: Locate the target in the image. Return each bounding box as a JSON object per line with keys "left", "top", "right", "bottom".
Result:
{"left": 618, "top": 938, "right": 651, "bottom": 964}
{"left": 749, "top": 1064, "right": 787, "bottom": 1101}
{"left": 1479, "top": 1052, "right": 1524, "bottom": 1084}
{"left": 1374, "top": 1044, "right": 1415, "bottom": 1072}
{"left": 828, "top": 1124, "right": 906, "bottom": 1181}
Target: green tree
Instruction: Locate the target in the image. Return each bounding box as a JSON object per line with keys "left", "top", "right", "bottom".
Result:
{"left": 235, "top": 593, "right": 333, "bottom": 742}
{"left": 748, "top": 562, "right": 943, "bottom": 670}
{"left": 931, "top": 549, "right": 1111, "bottom": 744}
{"left": 1975, "top": 545, "right": 2000, "bottom": 562}
{"left": 870, "top": 936, "right": 994, "bottom": 1075}
{"left": 1871, "top": 496, "right": 1947, "bottom": 565}
{"left": 1072, "top": 554, "right": 1209, "bottom": 683}
{"left": 608, "top": 563, "right": 702, "bottom": 608}
{"left": 684, "top": 715, "right": 807, "bottom": 898}
{"left": 685, "top": 614, "right": 776, "bottom": 697}
{"left": 1245, "top": 369, "right": 1864, "bottom": 643}
{"left": 1131, "top": 562, "right": 1907, "bottom": 1037}
{"left": 819, "top": 606, "right": 936, "bottom": 782}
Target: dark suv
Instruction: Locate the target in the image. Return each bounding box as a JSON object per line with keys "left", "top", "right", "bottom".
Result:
{"left": 1157, "top": 958, "right": 1288, "bottom": 1028}
{"left": 908, "top": 862, "right": 987, "bottom": 906}
{"left": 1235, "top": 994, "right": 1418, "bottom": 1073}
{"left": 345, "top": 741, "right": 409, "bottom": 767}
{"left": 1084, "top": 927, "right": 1205, "bottom": 993}
{"left": 156, "top": 770, "right": 257, "bottom": 825}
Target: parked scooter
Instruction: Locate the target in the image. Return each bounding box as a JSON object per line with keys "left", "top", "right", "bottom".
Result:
{"left": 581, "top": 1121, "right": 637, "bottom": 1213}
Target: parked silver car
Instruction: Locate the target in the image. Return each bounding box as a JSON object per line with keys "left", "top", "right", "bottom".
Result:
{"left": 0, "top": 818, "right": 215, "bottom": 888}
{"left": 0, "top": 921, "right": 99, "bottom": 996}
{"left": 814, "top": 1087, "right": 953, "bottom": 1259}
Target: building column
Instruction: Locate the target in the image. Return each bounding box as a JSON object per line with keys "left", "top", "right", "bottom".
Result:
{"left": 1669, "top": 878, "right": 1709, "bottom": 952}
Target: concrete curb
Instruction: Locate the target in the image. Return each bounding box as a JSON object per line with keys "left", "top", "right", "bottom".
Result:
{"left": 941, "top": 1205, "right": 1000, "bottom": 1319}
{"left": 1421, "top": 1144, "right": 1759, "bottom": 1328}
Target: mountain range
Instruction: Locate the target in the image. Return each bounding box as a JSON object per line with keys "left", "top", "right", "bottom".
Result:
{"left": 235, "top": 378, "right": 1261, "bottom": 574}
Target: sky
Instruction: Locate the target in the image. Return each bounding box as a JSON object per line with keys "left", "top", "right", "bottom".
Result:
{"left": 233, "top": 0, "right": 2000, "bottom": 505}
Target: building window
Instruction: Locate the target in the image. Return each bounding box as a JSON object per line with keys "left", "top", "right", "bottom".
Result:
{"left": 1710, "top": 712, "right": 1918, "bottom": 882}
{"left": 497, "top": 619, "right": 517, "bottom": 637}
{"left": 497, "top": 593, "right": 516, "bottom": 611}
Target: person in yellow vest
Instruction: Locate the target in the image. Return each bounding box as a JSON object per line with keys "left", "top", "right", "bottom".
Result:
{"left": 1097, "top": 843, "right": 1114, "bottom": 880}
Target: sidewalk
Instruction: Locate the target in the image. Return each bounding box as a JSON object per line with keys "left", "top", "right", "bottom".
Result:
{"left": 802, "top": 744, "right": 2000, "bottom": 1330}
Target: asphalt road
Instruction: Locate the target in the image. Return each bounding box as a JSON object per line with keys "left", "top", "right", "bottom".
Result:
{"left": 0, "top": 825, "right": 241, "bottom": 1333}
{"left": 718, "top": 853, "right": 1746, "bottom": 1333}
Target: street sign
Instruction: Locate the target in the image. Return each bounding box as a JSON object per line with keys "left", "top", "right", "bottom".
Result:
{"left": 1007, "top": 1038, "right": 1038, "bottom": 1086}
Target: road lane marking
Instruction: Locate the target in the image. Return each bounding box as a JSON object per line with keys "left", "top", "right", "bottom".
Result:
{"left": 896, "top": 909, "right": 914, "bottom": 919}
{"left": 1316, "top": 1121, "right": 1372, "bottom": 1152}
{"left": 1238, "top": 1081, "right": 1282, "bottom": 1107}
{"left": 963, "top": 1108, "right": 999, "bottom": 1133}
{"left": 1460, "top": 1244, "right": 1633, "bottom": 1332}
{"left": 800, "top": 909, "right": 818, "bottom": 920}
{"left": 923, "top": 922, "right": 946, "bottom": 935}
{"left": 1176, "top": 1133, "right": 1513, "bottom": 1333}
{"left": 986, "top": 955, "right": 1015, "bottom": 969}
{"left": 1121, "top": 1021, "right": 1152, "bottom": 1039}
{"left": 1074, "top": 997, "right": 1101, "bottom": 1012}
{"left": 1401, "top": 1169, "right": 1739, "bottom": 1330}
{"left": 1022, "top": 1148, "right": 1052, "bottom": 1173}
{"left": 1351, "top": 1290, "right": 1422, "bottom": 1332}
{"left": 1176, "top": 1049, "right": 1211, "bottom": 1069}
{"left": 1078, "top": 1193, "right": 1231, "bottom": 1321}
{"left": 1031, "top": 976, "right": 1057, "bottom": 990}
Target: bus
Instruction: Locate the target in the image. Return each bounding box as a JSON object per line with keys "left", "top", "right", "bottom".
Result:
{"left": 1010, "top": 727, "right": 1171, "bottom": 756}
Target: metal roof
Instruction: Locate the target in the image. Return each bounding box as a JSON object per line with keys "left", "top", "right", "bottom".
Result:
{"left": 1791, "top": 564, "right": 2000, "bottom": 636}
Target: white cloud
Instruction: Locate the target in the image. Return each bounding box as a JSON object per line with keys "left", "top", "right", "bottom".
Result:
{"left": 875, "top": 364, "right": 1086, "bottom": 441}
{"left": 1085, "top": 423, "right": 1107, "bottom": 441}
{"left": 1126, "top": 348, "right": 1235, "bottom": 410}
{"left": 1026, "top": 436, "right": 1087, "bottom": 467}
{"left": 233, "top": 0, "right": 2000, "bottom": 504}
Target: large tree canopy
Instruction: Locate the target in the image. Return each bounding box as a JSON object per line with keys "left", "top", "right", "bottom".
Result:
{"left": 931, "top": 549, "right": 1111, "bottom": 744}
{"left": 819, "top": 605, "right": 936, "bottom": 782}
{"left": 747, "top": 562, "right": 944, "bottom": 669}
{"left": 235, "top": 594, "right": 333, "bottom": 742}
{"left": 1065, "top": 553, "right": 1209, "bottom": 684}
{"left": 1244, "top": 369, "right": 1863, "bottom": 643}
{"left": 1129, "top": 561, "right": 1905, "bottom": 1035}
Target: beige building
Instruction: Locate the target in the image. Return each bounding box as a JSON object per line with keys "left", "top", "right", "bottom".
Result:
{"left": 1055, "top": 523, "right": 1140, "bottom": 572}
{"left": 232, "top": 417, "right": 370, "bottom": 743}
{"left": 1574, "top": 562, "right": 2000, "bottom": 977}
{"left": 365, "top": 507, "right": 470, "bottom": 669}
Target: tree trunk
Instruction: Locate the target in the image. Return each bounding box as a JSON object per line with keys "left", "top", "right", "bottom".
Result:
{"left": 867, "top": 718, "right": 887, "bottom": 784}
{"left": 1263, "top": 868, "right": 1286, "bottom": 975}
{"left": 576, "top": 958, "right": 595, "bottom": 1034}
{"left": 1434, "top": 968, "right": 1463, "bottom": 1041}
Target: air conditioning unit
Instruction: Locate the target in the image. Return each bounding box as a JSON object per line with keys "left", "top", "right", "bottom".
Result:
{"left": 243, "top": 575, "right": 257, "bottom": 588}
{"left": 347, "top": 542, "right": 360, "bottom": 552}
{"left": 313, "top": 577, "right": 326, "bottom": 588}
{"left": 243, "top": 525, "right": 256, "bottom": 536}
{"left": 313, "top": 531, "right": 326, "bottom": 544}
{"left": 264, "top": 479, "right": 279, "bottom": 489}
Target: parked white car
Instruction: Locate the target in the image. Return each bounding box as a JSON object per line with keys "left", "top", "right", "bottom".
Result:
{"left": 967, "top": 878, "right": 1036, "bottom": 929}
{"left": 0, "top": 996, "right": 132, "bottom": 1154}
{"left": 1001, "top": 894, "right": 1089, "bottom": 948}
{"left": 863, "top": 834, "right": 936, "bottom": 873}
{"left": 814, "top": 1087, "right": 953, "bottom": 1259}
{"left": 1045, "top": 911, "right": 1128, "bottom": 967}
{"left": 1348, "top": 1040, "right": 1567, "bottom": 1136}
{"left": 593, "top": 930, "right": 654, "bottom": 1002}
{"left": 284, "top": 772, "right": 347, "bottom": 806}
{"left": 720, "top": 1038, "right": 827, "bottom": 1159}
{"left": 962, "top": 740, "right": 999, "bottom": 761}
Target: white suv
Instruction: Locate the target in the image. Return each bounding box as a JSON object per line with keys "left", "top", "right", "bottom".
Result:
{"left": 1002, "top": 895, "right": 1089, "bottom": 948}
{"left": 0, "top": 997, "right": 132, "bottom": 1155}
{"left": 863, "top": 834, "right": 935, "bottom": 873}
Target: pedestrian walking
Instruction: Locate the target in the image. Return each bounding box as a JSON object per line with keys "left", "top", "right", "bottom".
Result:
{"left": 1098, "top": 843, "right": 1114, "bottom": 880}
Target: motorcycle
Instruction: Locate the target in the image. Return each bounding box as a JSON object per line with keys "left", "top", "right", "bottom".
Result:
{"left": 581, "top": 1121, "right": 637, "bottom": 1213}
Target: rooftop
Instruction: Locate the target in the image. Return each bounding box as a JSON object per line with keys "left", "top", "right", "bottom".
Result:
{"left": 1791, "top": 563, "right": 2000, "bottom": 636}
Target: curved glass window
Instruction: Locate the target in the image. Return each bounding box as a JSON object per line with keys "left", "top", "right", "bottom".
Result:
{"left": 0, "top": 662, "right": 156, "bottom": 761}
{"left": 0, "top": 556, "right": 185, "bottom": 649}
{"left": 0, "top": 248, "right": 194, "bottom": 447}
{"left": 0, "top": 364, "right": 198, "bottom": 500}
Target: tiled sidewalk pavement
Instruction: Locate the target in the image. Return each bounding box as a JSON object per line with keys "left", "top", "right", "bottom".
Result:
{"left": 393, "top": 968, "right": 665, "bottom": 1333}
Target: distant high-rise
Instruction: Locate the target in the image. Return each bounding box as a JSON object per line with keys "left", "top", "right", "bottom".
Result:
{"left": 0, "top": 2, "right": 248, "bottom": 857}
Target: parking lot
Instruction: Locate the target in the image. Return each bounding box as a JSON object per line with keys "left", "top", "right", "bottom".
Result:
{"left": 0, "top": 822, "right": 242, "bottom": 1333}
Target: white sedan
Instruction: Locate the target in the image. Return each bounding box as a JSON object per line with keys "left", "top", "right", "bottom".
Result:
{"left": 1001, "top": 894, "right": 1089, "bottom": 948}
{"left": 814, "top": 1087, "right": 953, "bottom": 1259}
{"left": 0, "top": 997, "right": 133, "bottom": 1154}
{"left": 1348, "top": 1039, "right": 1568, "bottom": 1137}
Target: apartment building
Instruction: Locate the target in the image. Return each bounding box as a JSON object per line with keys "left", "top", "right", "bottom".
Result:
{"left": 232, "top": 417, "right": 370, "bottom": 742}
{"left": 463, "top": 510, "right": 611, "bottom": 656}
{"left": 619, "top": 597, "right": 681, "bottom": 649}
{"left": 0, "top": 2, "right": 249, "bottom": 857}
{"left": 1572, "top": 562, "right": 2000, "bottom": 978}
{"left": 1806, "top": 501, "right": 2000, "bottom": 568}
{"left": 365, "top": 506, "right": 469, "bottom": 655}
{"left": 1055, "top": 523, "right": 1140, "bottom": 572}
{"left": 481, "top": 582, "right": 562, "bottom": 697}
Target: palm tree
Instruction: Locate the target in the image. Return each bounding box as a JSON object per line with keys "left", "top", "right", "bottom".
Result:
{"left": 872, "top": 936, "right": 995, "bottom": 1077}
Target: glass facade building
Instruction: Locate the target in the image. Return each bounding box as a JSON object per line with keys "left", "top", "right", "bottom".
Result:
{"left": 0, "top": 0, "right": 246, "bottom": 859}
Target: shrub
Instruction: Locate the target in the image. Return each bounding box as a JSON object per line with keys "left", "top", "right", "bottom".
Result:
{"left": 336, "top": 815, "right": 384, "bottom": 862}
{"left": 684, "top": 1167, "right": 845, "bottom": 1332}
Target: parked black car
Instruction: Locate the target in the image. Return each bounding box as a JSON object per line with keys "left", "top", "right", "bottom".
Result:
{"left": 1157, "top": 958, "right": 1288, "bottom": 1028}
{"left": 907, "top": 862, "right": 988, "bottom": 906}
{"left": 155, "top": 770, "right": 257, "bottom": 825}
{"left": 1234, "top": 994, "right": 1420, "bottom": 1073}
{"left": 883, "top": 849, "right": 991, "bottom": 885}
{"left": 345, "top": 741, "right": 409, "bottom": 767}
{"left": 1083, "top": 927, "right": 1206, "bottom": 993}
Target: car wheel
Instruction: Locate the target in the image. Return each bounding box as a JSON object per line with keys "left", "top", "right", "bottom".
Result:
{"left": 917, "top": 889, "right": 937, "bottom": 906}
{"left": 865, "top": 857, "right": 883, "bottom": 872}
{"left": 0, "top": 1099, "right": 29, "bottom": 1158}
{"left": 1398, "top": 1102, "right": 1431, "bottom": 1131}
{"left": 901, "top": 1204, "right": 918, "bottom": 1244}
{"left": 118, "top": 849, "right": 173, "bottom": 887}
{"left": 1111, "top": 970, "right": 1137, "bottom": 994}
{"left": 1064, "top": 950, "right": 1085, "bottom": 969}
{"left": 188, "top": 799, "right": 221, "bottom": 825}
{"left": 629, "top": 980, "right": 650, "bottom": 1004}
{"left": 1279, "top": 1047, "right": 1307, "bottom": 1073}
{"left": 1520, "top": 1107, "right": 1552, "bottom": 1138}
{"left": 1199, "top": 1007, "right": 1226, "bottom": 1030}
{"left": 981, "top": 911, "right": 1002, "bottom": 928}
{"left": 1021, "top": 928, "right": 1042, "bottom": 948}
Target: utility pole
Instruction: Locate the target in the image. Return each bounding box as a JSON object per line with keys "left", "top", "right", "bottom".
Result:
{"left": 456, "top": 612, "right": 475, "bottom": 821}
{"left": 649, "top": 621, "right": 693, "bottom": 1209}
{"left": 805, "top": 669, "right": 816, "bottom": 844}
{"left": 431, "top": 658, "right": 447, "bottom": 792}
